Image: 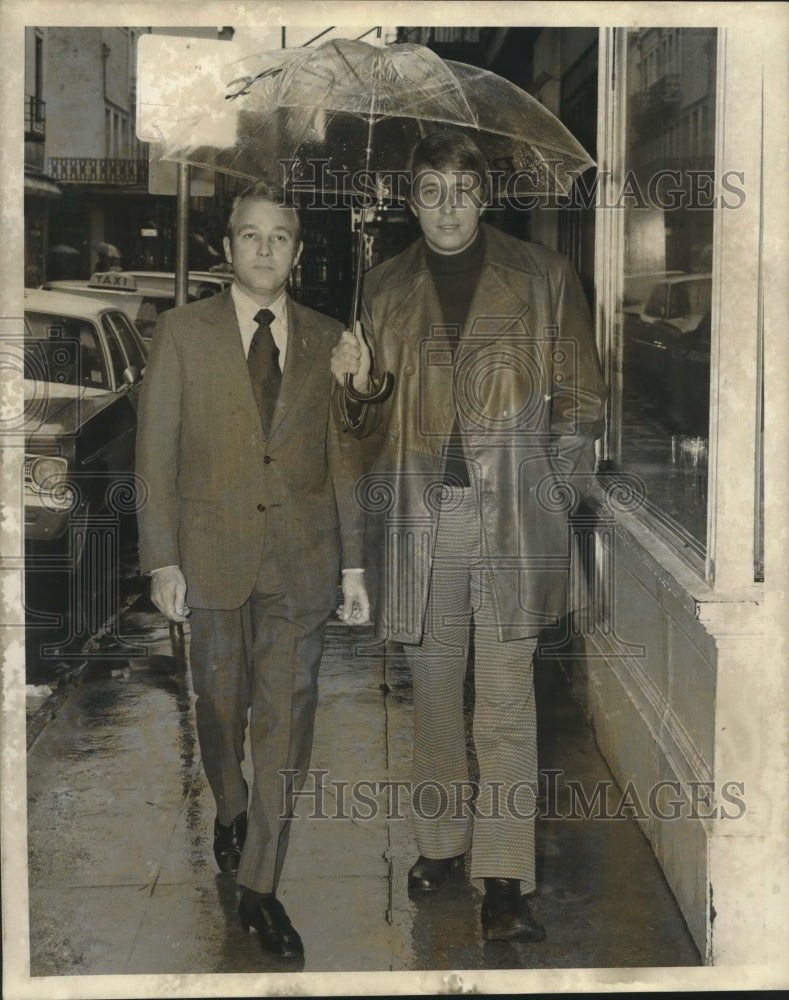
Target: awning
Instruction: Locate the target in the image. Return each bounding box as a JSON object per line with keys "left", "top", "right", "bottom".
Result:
{"left": 24, "top": 174, "right": 62, "bottom": 198}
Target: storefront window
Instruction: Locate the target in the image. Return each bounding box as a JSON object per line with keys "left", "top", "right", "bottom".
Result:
{"left": 615, "top": 28, "right": 717, "bottom": 556}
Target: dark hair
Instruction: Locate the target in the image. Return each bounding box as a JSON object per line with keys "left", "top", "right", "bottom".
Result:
{"left": 226, "top": 180, "right": 302, "bottom": 241}
{"left": 406, "top": 130, "right": 491, "bottom": 203}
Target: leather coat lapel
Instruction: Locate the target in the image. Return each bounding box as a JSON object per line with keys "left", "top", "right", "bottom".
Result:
{"left": 373, "top": 228, "right": 536, "bottom": 369}
{"left": 455, "top": 263, "right": 533, "bottom": 369}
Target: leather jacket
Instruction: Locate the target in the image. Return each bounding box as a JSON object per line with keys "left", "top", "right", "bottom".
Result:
{"left": 336, "top": 223, "right": 607, "bottom": 642}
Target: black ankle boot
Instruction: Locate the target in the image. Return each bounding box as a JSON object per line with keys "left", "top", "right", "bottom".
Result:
{"left": 481, "top": 877, "right": 546, "bottom": 942}
{"left": 408, "top": 854, "right": 464, "bottom": 892}
{"left": 239, "top": 890, "right": 304, "bottom": 957}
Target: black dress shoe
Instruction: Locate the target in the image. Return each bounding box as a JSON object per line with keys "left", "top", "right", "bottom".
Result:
{"left": 407, "top": 854, "right": 464, "bottom": 892}
{"left": 481, "top": 878, "right": 546, "bottom": 942}
{"left": 213, "top": 811, "right": 247, "bottom": 874}
{"left": 239, "top": 891, "right": 304, "bottom": 957}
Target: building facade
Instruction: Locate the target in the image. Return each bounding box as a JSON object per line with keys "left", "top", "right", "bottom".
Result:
{"left": 24, "top": 26, "right": 234, "bottom": 286}
{"left": 403, "top": 23, "right": 777, "bottom": 966}
{"left": 23, "top": 26, "right": 61, "bottom": 287}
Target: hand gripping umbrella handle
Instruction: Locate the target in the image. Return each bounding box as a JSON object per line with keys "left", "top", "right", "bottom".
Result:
{"left": 344, "top": 370, "right": 395, "bottom": 404}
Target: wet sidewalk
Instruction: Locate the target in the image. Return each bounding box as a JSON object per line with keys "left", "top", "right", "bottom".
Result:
{"left": 24, "top": 575, "right": 701, "bottom": 986}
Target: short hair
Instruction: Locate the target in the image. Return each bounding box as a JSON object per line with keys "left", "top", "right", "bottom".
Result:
{"left": 407, "top": 130, "right": 492, "bottom": 204}
{"left": 226, "top": 180, "right": 302, "bottom": 241}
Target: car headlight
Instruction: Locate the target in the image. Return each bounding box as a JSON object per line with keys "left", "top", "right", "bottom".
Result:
{"left": 27, "top": 455, "right": 68, "bottom": 490}
{"left": 25, "top": 455, "right": 76, "bottom": 511}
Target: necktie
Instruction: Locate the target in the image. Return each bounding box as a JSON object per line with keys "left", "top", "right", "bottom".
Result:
{"left": 247, "top": 307, "right": 280, "bottom": 435}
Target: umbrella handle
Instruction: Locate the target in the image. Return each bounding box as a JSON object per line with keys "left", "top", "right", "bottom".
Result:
{"left": 346, "top": 234, "right": 394, "bottom": 404}
{"left": 343, "top": 99, "right": 395, "bottom": 407}
{"left": 169, "top": 620, "right": 187, "bottom": 672}
{"left": 344, "top": 371, "right": 395, "bottom": 404}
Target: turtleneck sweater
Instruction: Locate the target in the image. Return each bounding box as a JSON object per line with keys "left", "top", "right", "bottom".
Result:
{"left": 424, "top": 227, "right": 486, "bottom": 487}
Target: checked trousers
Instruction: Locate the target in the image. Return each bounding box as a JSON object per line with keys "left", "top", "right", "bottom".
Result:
{"left": 403, "top": 486, "right": 539, "bottom": 893}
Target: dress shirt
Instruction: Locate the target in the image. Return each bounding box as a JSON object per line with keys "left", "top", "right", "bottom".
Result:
{"left": 231, "top": 282, "right": 289, "bottom": 368}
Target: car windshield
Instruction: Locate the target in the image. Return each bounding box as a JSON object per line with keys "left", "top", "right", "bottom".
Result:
{"left": 668, "top": 279, "right": 710, "bottom": 319}
{"left": 643, "top": 284, "right": 668, "bottom": 318}
{"left": 644, "top": 279, "right": 711, "bottom": 321}
{"left": 24, "top": 311, "right": 108, "bottom": 389}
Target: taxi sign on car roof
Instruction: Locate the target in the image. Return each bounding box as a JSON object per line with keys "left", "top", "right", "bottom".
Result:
{"left": 88, "top": 272, "right": 138, "bottom": 291}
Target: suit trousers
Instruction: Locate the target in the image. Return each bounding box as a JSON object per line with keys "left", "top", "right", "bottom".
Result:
{"left": 188, "top": 531, "right": 330, "bottom": 895}
{"left": 403, "top": 486, "right": 539, "bottom": 894}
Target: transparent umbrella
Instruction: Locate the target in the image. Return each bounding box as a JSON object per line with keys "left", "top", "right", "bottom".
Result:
{"left": 159, "top": 38, "right": 595, "bottom": 401}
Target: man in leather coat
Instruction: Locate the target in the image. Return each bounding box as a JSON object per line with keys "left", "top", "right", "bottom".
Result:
{"left": 331, "top": 131, "right": 606, "bottom": 943}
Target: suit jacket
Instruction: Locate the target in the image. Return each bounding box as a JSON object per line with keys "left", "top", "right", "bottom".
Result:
{"left": 336, "top": 224, "right": 607, "bottom": 642}
{"left": 136, "top": 288, "right": 363, "bottom": 612}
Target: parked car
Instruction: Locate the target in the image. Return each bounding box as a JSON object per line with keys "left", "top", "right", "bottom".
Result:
{"left": 23, "top": 289, "right": 147, "bottom": 660}
{"left": 41, "top": 272, "right": 186, "bottom": 344}
{"left": 623, "top": 272, "right": 712, "bottom": 437}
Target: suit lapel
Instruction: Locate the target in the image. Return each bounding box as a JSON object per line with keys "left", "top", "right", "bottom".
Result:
{"left": 205, "top": 287, "right": 245, "bottom": 360}
{"left": 268, "top": 297, "right": 315, "bottom": 436}
{"left": 203, "top": 290, "right": 320, "bottom": 442}
{"left": 200, "top": 288, "right": 268, "bottom": 438}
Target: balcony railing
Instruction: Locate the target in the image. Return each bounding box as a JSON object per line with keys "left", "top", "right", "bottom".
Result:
{"left": 46, "top": 157, "right": 149, "bottom": 185}
{"left": 25, "top": 95, "right": 46, "bottom": 139}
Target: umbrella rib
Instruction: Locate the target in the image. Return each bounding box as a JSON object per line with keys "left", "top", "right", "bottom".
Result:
{"left": 226, "top": 65, "right": 284, "bottom": 100}
{"left": 281, "top": 61, "right": 356, "bottom": 110}
{"left": 330, "top": 41, "right": 368, "bottom": 89}
{"left": 404, "top": 49, "right": 481, "bottom": 127}
{"left": 282, "top": 39, "right": 368, "bottom": 105}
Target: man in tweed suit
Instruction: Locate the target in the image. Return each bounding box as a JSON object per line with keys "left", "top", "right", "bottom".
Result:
{"left": 332, "top": 132, "right": 606, "bottom": 942}
{"left": 136, "top": 181, "right": 369, "bottom": 959}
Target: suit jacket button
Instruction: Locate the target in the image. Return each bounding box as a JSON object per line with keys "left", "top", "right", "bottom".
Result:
{"left": 257, "top": 504, "right": 266, "bottom": 512}
{"left": 263, "top": 455, "right": 272, "bottom": 464}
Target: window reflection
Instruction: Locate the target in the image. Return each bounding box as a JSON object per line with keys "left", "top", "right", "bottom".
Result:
{"left": 618, "top": 27, "right": 717, "bottom": 552}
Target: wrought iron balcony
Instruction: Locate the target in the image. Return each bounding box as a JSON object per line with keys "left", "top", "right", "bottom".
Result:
{"left": 25, "top": 95, "right": 46, "bottom": 139}
{"left": 46, "top": 157, "right": 149, "bottom": 186}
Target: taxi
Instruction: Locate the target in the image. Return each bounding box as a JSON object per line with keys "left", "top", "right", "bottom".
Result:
{"left": 42, "top": 272, "right": 186, "bottom": 344}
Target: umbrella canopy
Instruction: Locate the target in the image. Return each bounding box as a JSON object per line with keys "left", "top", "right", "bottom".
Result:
{"left": 155, "top": 38, "right": 595, "bottom": 402}
{"left": 159, "top": 39, "right": 594, "bottom": 200}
